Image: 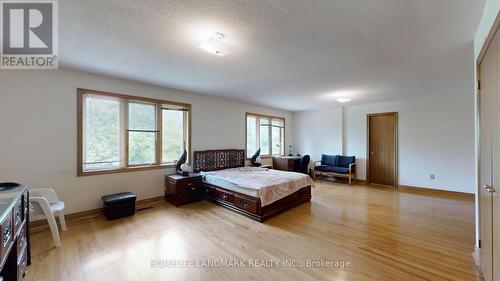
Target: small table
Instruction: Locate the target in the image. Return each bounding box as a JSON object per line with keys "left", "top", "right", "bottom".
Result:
{"left": 164, "top": 173, "right": 203, "bottom": 206}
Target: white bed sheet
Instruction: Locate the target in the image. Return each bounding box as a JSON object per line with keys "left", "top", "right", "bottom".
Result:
{"left": 201, "top": 167, "right": 314, "bottom": 206}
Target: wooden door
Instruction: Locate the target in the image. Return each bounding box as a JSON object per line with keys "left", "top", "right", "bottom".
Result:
{"left": 367, "top": 113, "right": 398, "bottom": 187}
{"left": 495, "top": 51, "right": 500, "bottom": 280}
{"left": 479, "top": 38, "right": 494, "bottom": 281}
{"left": 479, "top": 15, "right": 500, "bottom": 281}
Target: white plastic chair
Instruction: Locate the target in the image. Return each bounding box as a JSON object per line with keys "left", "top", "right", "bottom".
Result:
{"left": 29, "top": 188, "right": 67, "bottom": 247}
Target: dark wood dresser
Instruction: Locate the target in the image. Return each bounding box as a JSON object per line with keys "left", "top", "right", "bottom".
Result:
{"left": 272, "top": 156, "right": 302, "bottom": 171}
{"left": 164, "top": 173, "right": 204, "bottom": 206}
{"left": 0, "top": 184, "right": 30, "bottom": 281}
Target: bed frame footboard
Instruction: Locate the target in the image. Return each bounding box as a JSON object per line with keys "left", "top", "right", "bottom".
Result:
{"left": 203, "top": 183, "right": 312, "bottom": 222}
{"left": 193, "top": 149, "right": 312, "bottom": 221}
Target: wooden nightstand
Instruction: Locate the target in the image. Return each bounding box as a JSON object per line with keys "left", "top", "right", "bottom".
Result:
{"left": 164, "top": 173, "right": 204, "bottom": 206}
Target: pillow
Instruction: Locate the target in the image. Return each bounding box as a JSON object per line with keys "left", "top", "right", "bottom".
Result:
{"left": 239, "top": 167, "right": 268, "bottom": 172}
{"left": 321, "top": 154, "right": 338, "bottom": 166}
{"left": 338, "top": 156, "right": 355, "bottom": 168}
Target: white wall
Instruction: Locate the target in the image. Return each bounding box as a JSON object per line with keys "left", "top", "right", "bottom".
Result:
{"left": 474, "top": 0, "right": 500, "bottom": 60}
{"left": 344, "top": 95, "right": 475, "bottom": 193}
{"left": 0, "top": 68, "right": 293, "bottom": 214}
{"left": 293, "top": 93, "right": 476, "bottom": 194}
{"left": 293, "top": 108, "right": 343, "bottom": 162}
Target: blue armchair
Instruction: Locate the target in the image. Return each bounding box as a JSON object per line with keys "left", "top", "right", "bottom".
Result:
{"left": 313, "top": 154, "right": 356, "bottom": 185}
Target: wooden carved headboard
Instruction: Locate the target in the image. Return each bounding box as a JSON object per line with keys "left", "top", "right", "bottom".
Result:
{"left": 193, "top": 149, "right": 245, "bottom": 172}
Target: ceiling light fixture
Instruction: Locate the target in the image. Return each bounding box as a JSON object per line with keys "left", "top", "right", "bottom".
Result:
{"left": 336, "top": 97, "right": 352, "bottom": 103}
{"left": 199, "top": 32, "right": 230, "bottom": 56}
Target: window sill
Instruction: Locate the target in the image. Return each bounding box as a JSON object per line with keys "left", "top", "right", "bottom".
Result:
{"left": 78, "top": 164, "right": 176, "bottom": 177}
{"left": 246, "top": 155, "right": 283, "bottom": 160}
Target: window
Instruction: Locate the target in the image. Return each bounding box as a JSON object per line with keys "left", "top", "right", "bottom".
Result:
{"left": 78, "top": 89, "right": 190, "bottom": 176}
{"left": 245, "top": 113, "right": 285, "bottom": 158}
{"left": 162, "top": 107, "right": 188, "bottom": 163}
{"left": 128, "top": 102, "right": 157, "bottom": 166}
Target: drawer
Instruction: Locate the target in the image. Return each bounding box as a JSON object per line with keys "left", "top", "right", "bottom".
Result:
{"left": 234, "top": 195, "right": 258, "bottom": 213}
{"left": 0, "top": 210, "right": 13, "bottom": 265}
{"left": 22, "top": 190, "right": 28, "bottom": 220}
{"left": 177, "top": 180, "right": 203, "bottom": 201}
{"left": 165, "top": 180, "right": 177, "bottom": 197}
{"left": 215, "top": 189, "right": 234, "bottom": 204}
{"left": 13, "top": 198, "right": 23, "bottom": 235}
{"left": 165, "top": 177, "right": 204, "bottom": 206}
{"left": 298, "top": 186, "right": 311, "bottom": 199}
{"left": 17, "top": 222, "right": 27, "bottom": 262}
{"left": 177, "top": 179, "right": 202, "bottom": 189}
{"left": 17, "top": 244, "right": 27, "bottom": 280}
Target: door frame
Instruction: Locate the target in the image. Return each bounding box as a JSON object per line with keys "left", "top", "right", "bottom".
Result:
{"left": 476, "top": 10, "right": 500, "bottom": 277}
{"left": 366, "top": 112, "right": 399, "bottom": 188}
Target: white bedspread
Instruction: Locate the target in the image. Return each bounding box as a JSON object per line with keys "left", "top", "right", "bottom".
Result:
{"left": 201, "top": 167, "right": 314, "bottom": 206}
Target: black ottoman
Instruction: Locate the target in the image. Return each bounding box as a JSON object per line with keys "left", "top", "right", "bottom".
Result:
{"left": 101, "top": 192, "right": 137, "bottom": 220}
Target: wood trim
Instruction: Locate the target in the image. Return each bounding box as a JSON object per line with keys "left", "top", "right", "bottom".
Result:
{"left": 245, "top": 112, "right": 286, "bottom": 120}
{"left": 193, "top": 149, "right": 245, "bottom": 172}
{"left": 77, "top": 164, "right": 174, "bottom": 177}
{"left": 475, "top": 12, "right": 500, "bottom": 256}
{"left": 155, "top": 104, "right": 162, "bottom": 166}
{"left": 365, "top": 116, "right": 371, "bottom": 164}
{"left": 77, "top": 90, "right": 83, "bottom": 176}
{"left": 398, "top": 185, "right": 474, "bottom": 201}
{"left": 124, "top": 99, "right": 130, "bottom": 168}
{"left": 476, "top": 41, "right": 483, "bottom": 255}
{"left": 245, "top": 112, "right": 286, "bottom": 159}
{"left": 204, "top": 183, "right": 311, "bottom": 222}
{"left": 30, "top": 196, "right": 164, "bottom": 232}
{"left": 77, "top": 88, "right": 191, "bottom": 108}
{"left": 477, "top": 11, "right": 500, "bottom": 66}
{"left": 366, "top": 112, "right": 399, "bottom": 188}
{"left": 318, "top": 178, "right": 473, "bottom": 200}
{"left": 77, "top": 88, "right": 192, "bottom": 176}
{"left": 135, "top": 196, "right": 164, "bottom": 206}
{"left": 187, "top": 106, "right": 192, "bottom": 165}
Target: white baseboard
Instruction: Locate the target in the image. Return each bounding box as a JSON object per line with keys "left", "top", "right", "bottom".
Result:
{"left": 472, "top": 246, "right": 480, "bottom": 267}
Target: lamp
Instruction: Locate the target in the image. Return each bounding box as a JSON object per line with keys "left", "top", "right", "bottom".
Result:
{"left": 250, "top": 148, "right": 262, "bottom": 167}
{"left": 336, "top": 97, "right": 351, "bottom": 103}
{"left": 176, "top": 149, "right": 190, "bottom": 176}
{"left": 199, "top": 32, "right": 230, "bottom": 56}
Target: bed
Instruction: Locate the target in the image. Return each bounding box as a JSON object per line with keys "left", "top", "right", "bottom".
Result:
{"left": 193, "top": 149, "right": 313, "bottom": 221}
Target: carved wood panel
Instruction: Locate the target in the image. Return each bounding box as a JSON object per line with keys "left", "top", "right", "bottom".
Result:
{"left": 193, "top": 149, "right": 245, "bottom": 172}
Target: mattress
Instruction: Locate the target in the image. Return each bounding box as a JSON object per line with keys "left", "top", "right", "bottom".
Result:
{"left": 203, "top": 172, "right": 260, "bottom": 198}
{"left": 200, "top": 167, "right": 314, "bottom": 206}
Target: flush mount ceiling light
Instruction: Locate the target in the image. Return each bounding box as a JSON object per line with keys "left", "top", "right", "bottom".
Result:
{"left": 336, "top": 97, "right": 352, "bottom": 103}
{"left": 199, "top": 32, "right": 230, "bottom": 56}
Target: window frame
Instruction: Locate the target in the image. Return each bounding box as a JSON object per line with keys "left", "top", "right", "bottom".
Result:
{"left": 245, "top": 112, "right": 285, "bottom": 159}
{"left": 160, "top": 106, "right": 190, "bottom": 165}
{"left": 77, "top": 88, "right": 191, "bottom": 176}
{"left": 126, "top": 100, "right": 160, "bottom": 167}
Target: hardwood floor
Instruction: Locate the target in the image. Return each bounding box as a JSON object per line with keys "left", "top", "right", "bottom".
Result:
{"left": 26, "top": 181, "right": 482, "bottom": 281}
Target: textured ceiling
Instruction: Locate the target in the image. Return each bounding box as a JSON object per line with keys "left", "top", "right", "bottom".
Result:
{"left": 60, "top": 0, "right": 485, "bottom": 111}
